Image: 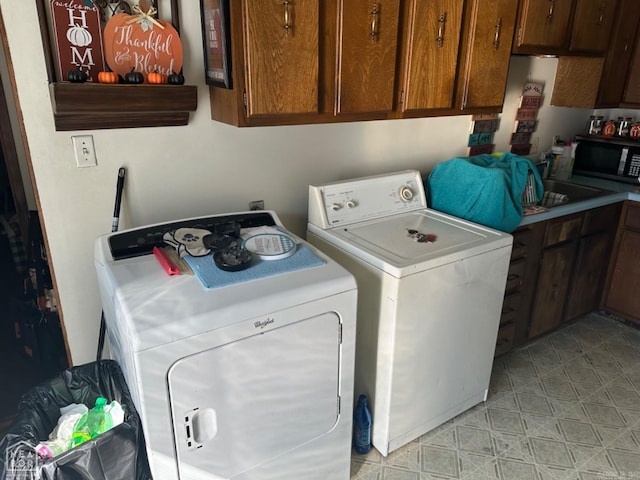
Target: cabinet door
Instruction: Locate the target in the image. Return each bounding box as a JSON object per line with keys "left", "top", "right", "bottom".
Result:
{"left": 598, "top": 0, "right": 640, "bottom": 106}
{"left": 570, "top": 0, "right": 619, "bottom": 53}
{"left": 623, "top": 31, "right": 640, "bottom": 104}
{"left": 243, "top": 0, "right": 320, "bottom": 117}
{"left": 528, "top": 241, "right": 577, "bottom": 338}
{"left": 457, "top": 0, "right": 518, "bottom": 110}
{"left": 399, "top": 0, "right": 464, "bottom": 112}
{"left": 564, "top": 232, "right": 611, "bottom": 321}
{"left": 606, "top": 229, "right": 640, "bottom": 323}
{"left": 335, "top": 0, "right": 401, "bottom": 114}
{"left": 513, "top": 0, "right": 574, "bottom": 52}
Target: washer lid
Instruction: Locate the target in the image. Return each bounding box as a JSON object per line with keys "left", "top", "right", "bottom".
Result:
{"left": 320, "top": 209, "right": 512, "bottom": 277}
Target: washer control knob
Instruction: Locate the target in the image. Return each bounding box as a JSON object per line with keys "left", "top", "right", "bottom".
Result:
{"left": 331, "top": 203, "right": 342, "bottom": 211}
{"left": 399, "top": 186, "right": 414, "bottom": 202}
{"left": 346, "top": 200, "right": 358, "bottom": 209}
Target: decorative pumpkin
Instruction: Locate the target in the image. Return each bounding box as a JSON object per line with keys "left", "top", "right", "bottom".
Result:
{"left": 147, "top": 71, "right": 167, "bottom": 84}
{"left": 167, "top": 71, "right": 185, "bottom": 85}
{"left": 66, "top": 23, "right": 93, "bottom": 47}
{"left": 67, "top": 66, "right": 88, "bottom": 83}
{"left": 124, "top": 67, "right": 144, "bottom": 84}
{"left": 98, "top": 70, "right": 119, "bottom": 84}
{"left": 103, "top": 12, "right": 183, "bottom": 79}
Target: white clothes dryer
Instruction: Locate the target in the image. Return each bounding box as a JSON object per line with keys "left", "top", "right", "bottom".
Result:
{"left": 95, "top": 211, "right": 357, "bottom": 480}
{"left": 307, "top": 171, "right": 512, "bottom": 456}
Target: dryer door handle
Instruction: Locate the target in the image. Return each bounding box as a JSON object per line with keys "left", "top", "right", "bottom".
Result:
{"left": 185, "top": 407, "right": 218, "bottom": 449}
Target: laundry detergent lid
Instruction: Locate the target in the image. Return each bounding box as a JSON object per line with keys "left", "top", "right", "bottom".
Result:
{"left": 243, "top": 233, "right": 297, "bottom": 260}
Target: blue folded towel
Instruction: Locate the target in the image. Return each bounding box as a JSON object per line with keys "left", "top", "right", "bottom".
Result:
{"left": 425, "top": 153, "right": 543, "bottom": 233}
{"left": 184, "top": 244, "right": 326, "bottom": 289}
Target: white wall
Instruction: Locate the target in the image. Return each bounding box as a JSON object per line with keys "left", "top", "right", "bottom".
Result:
{"left": 0, "top": 1, "right": 594, "bottom": 365}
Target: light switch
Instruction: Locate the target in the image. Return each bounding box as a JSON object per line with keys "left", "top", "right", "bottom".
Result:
{"left": 72, "top": 135, "right": 97, "bottom": 167}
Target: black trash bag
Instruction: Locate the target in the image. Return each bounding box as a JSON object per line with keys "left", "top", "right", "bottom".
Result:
{"left": 0, "top": 360, "right": 152, "bottom": 480}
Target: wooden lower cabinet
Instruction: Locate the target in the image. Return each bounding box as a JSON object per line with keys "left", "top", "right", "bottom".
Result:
{"left": 606, "top": 230, "right": 640, "bottom": 321}
{"left": 495, "top": 223, "right": 543, "bottom": 356}
{"left": 496, "top": 202, "right": 622, "bottom": 355}
{"left": 529, "top": 242, "right": 578, "bottom": 338}
{"left": 604, "top": 202, "right": 640, "bottom": 323}
{"left": 564, "top": 232, "right": 612, "bottom": 320}
{"left": 495, "top": 322, "right": 516, "bottom": 356}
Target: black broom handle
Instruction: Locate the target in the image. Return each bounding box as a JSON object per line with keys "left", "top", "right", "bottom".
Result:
{"left": 97, "top": 167, "right": 126, "bottom": 362}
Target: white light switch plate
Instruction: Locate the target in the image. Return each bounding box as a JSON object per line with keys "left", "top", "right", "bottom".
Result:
{"left": 72, "top": 135, "right": 97, "bottom": 167}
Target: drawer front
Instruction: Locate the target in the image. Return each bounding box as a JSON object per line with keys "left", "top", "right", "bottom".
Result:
{"left": 501, "top": 292, "right": 522, "bottom": 325}
{"left": 505, "top": 258, "right": 526, "bottom": 291}
{"left": 511, "top": 228, "right": 532, "bottom": 260}
{"left": 625, "top": 203, "right": 640, "bottom": 230}
{"left": 582, "top": 203, "right": 622, "bottom": 236}
{"left": 544, "top": 214, "right": 582, "bottom": 247}
{"left": 495, "top": 323, "right": 516, "bottom": 356}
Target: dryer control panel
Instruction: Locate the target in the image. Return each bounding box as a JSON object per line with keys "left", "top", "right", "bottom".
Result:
{"left": 308, "top": 170, "right": 427, "bottom": 229}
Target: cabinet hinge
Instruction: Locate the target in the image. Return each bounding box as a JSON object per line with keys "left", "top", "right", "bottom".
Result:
{"left": 516, "top": 27, "right": 522, "bottom": 44}
{"left": 243, "top": 90, "right": 247, "bottom": 109}
{"left": 400, "top": 90, "right": 405, "bottom": 105}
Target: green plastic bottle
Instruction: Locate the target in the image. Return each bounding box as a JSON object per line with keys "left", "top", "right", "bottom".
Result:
{"left": 70, "top": 397, "right": 113, "bottom": 448}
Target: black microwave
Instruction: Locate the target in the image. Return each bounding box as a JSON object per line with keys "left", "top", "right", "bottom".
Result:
{"left": 574, "top": 136, "right": 640, "bottom": 184}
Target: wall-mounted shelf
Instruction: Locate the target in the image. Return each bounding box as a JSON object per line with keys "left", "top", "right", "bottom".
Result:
{"left": 50, "top": 83, "right": 198, "bottom": 131}
{"left": 36, "top": 0, "right": 198, "bottom": 131}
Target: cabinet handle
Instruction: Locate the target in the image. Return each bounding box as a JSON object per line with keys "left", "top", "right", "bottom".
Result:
{"left": 547, "top": 0, "right": 555, "bottom": 22}
{"left": 283, "top": 0, "right": 291, "bottom": 36}
{"left": 598, "top": 2, "right": 606, "bottom": 26}
{"left": 493, "top": 18, "right": 502, "bottom": 49}
{"left": 370, "top": 3, "right": 379, "bottom": 42}
{"left": 436, "top": 12, "right": 446, "bottom": 47}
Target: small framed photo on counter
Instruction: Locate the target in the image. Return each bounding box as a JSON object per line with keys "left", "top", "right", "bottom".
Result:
{"left": 200, "top": 0, "right": 232, "bottom": 88}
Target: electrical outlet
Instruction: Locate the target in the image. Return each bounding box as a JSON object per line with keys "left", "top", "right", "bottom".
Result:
{"left": 249, "top": 200, "right": 264, "bottom": 211}
{"left": 72, "top": 135, "right": 97, "bottom": 167}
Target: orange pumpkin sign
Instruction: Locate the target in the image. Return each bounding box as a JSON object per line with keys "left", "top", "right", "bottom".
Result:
{"left": 103, "top": 12, "right": 183, "bottom": 80}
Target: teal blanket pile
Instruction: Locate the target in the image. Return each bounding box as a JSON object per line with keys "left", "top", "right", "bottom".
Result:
{"left": 425, "top": 153, "right": 543, "bottom": 233}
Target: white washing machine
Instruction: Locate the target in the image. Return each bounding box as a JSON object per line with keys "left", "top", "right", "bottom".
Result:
{"left": 94, "top": 211, "right": 357, "bottom": 480}
{"left": 307, "top": 170, "right": 512, "bottom": 456}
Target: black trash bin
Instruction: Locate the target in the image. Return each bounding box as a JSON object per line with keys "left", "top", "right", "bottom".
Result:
{"left": 0, "top": 360, "right": 152, "bottom": 480}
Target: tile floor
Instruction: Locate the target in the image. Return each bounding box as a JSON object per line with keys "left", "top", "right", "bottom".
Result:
{"left": 351, "top": 312, "right": 640, "bottom": 480}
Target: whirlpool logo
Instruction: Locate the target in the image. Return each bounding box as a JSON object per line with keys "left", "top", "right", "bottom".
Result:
{"left": 254, "top": 318, "right": 275, "bottom": 330}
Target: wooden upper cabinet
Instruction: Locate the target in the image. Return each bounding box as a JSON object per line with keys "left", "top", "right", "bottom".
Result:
{"left": 551, "top": 0, "right": 639, "bottom": 108}
{"left": 598, "top": 0, "right": 640, "bottom": 106}
{"left": 208, "top": 0, "right": 520, "bottom": 125}
{"left": 456, "top": 0, "right": 518, "bottom": 110}
{"left": 243, "top": 0, "right": 320, "bottom": 117}
{"left": 399, "top": 0, "right": 465, "bottom": 113}
{"left": 335, "top": 0, "right": 401, "bottom": 114}
{"left": 569, "top": 0, "right": 619, "bottom": 53}
{"left": 513, "top": 0, "right": 574, "bottom": 53}
{"left": 623, "top": 27, "right": 640, "bottom": 104}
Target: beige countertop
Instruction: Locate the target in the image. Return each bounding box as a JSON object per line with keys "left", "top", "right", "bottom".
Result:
{"left": 519, "top": 175, "right": 640, "bottom": 227}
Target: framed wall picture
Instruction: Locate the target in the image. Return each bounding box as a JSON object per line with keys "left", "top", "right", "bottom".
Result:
{"left": 200, "top": 0, "right": 232, "bottom": 88}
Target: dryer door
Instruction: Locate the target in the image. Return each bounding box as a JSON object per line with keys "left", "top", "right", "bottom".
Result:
{"left": 168, "top": 312, "right": 342, "bottom": 480}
